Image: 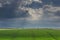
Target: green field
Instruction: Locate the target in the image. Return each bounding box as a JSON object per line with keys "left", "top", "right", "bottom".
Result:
{"left": 0, "top": 29, "right": 60, "bottom": 40}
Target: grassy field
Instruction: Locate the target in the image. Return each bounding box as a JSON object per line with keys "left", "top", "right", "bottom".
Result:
{"left": 0, "top": 29, "right": 60, "bottom": 40}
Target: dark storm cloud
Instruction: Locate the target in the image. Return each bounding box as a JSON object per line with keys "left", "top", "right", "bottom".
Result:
{"left": 52, "top": 0, "right": 60, "bottom": 6}
{"left": 42, "top": 0, "right": 60, "bottom": 6}
{"left": 0, "top": 0, "right": 17, "bottom": 18}
{"left": 0, "top": 0, "right": 60, "bottom": 19}
{"left": 42, "top": 0, "right": 52, "bottom": 5}
{"left": 16, "top": 10, "right": 30, "bottom": 18}
{"left": 0, "top": 0, "right": 29, "bottom": 18}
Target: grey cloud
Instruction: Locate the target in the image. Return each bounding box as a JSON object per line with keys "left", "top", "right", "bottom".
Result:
{"left": 25, "top": 1, "right": 42, "bottom": 9}
{"left": 42, "top": 4, "right": 60, "bottom": 26}
{"left": 55, "top": 11, "right": 60, "bottom": 16}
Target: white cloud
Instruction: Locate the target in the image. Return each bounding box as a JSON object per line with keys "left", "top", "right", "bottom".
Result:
{"left": 28, "top": 8, "right": 43, "bottom": 20}
{"left": 43, "top": 4, "right": 60, "bottom": 23}
{"left": 0, "top": 3, "right": 2, "bottom": 7}
{"left": 43, "top": 5, "right": 60, "bottom": 12}
{"left": 18, "top": 5, "right": 43, "bottom": 20}
{"left": 33, "top": 0, "right": 42, "bottom": 3}
{"left": 17, "top": 1, "right": 60, "bottom": 22}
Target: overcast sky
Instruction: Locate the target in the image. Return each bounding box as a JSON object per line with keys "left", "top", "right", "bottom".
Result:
{"left": 0, "top": 0, "right": 60, "bottom": 28}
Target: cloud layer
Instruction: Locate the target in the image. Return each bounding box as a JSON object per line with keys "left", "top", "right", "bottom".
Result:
{"left": 0, "top": 0, "right": 60, "bottom": 28}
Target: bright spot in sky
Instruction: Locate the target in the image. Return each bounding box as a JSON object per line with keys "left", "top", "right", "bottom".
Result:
{"left": 0, "top": 3, "right": 2, "bottom": 7}
{"left": 33, "top": 0, "right": 42, "bottom": 3}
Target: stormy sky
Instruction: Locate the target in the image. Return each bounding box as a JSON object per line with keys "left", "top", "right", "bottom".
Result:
{"left": 0, "top": 0, "right": 60, "bottom": 28}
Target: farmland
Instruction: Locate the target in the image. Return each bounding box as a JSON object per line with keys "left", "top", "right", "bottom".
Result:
{"left": 0, "top": 28, "right": 60, "bottom": 40}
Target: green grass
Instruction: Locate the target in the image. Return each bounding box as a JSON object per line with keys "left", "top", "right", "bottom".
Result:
{"left": 0, "top": 29, "right": 60, "bottom": 40}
